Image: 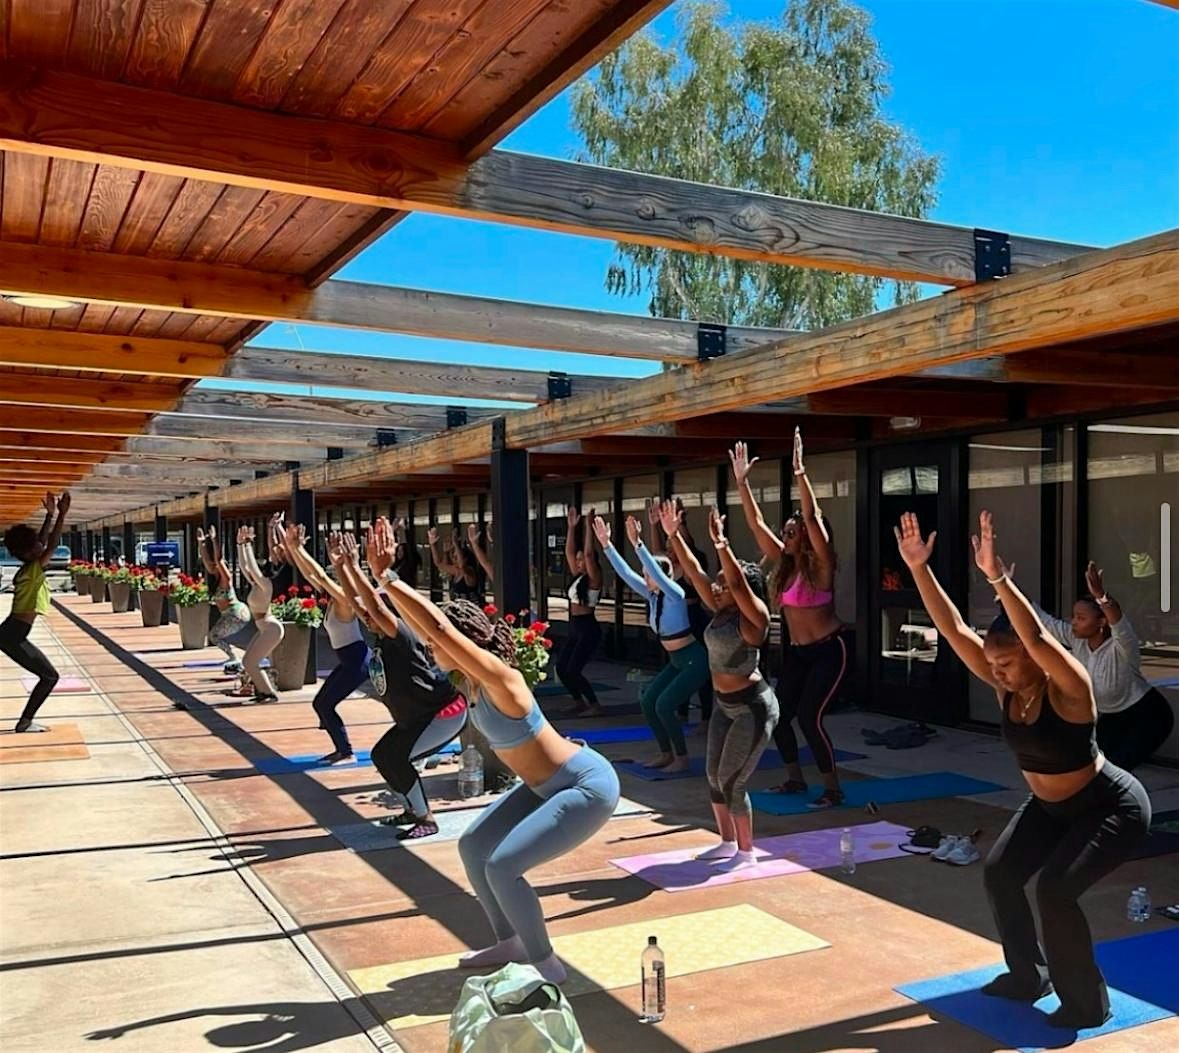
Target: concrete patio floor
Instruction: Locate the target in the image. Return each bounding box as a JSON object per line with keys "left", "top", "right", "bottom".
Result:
{"left": 2, "top": 592, "right": 1176, "bottom": 1052}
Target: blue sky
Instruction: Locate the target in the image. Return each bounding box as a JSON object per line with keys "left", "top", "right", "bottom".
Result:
{"left": 205, "top": 0, "right": 1179, "bottom": 407}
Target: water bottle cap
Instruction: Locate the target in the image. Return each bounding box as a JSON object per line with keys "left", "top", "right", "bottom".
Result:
{"left": 647, "top": 936, "right": 657, "bottom": 945}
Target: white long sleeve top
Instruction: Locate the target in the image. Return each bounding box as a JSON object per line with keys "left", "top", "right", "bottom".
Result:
{"left": 1034, "top": 603, "right": 1152, "bottom": 715}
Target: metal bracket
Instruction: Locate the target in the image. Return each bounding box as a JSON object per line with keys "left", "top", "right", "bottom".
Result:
{"left": 326, "top": 447, "right": 344, "bottom": 460}
{"left": 697, "top": 322, "right": 727, "bottom": 361}
{"left": 284, "top": 461, "right": 300, "bottom": 472}
{"left": 446, "top": 407, "right": 468, "bottom": 429}
{"left": 491, "top": 416, "right": 507, "bottom": 451}
{"left": 376, "top": 428, "right": 398, "bottom": 447}
{"left": 547, "top": 372, "right": 572, "bottom": 400}
{"left": 254, "top": 470, "right": 269, "bottom": 480}
{"left": 974, "top": 229, "right": 1011, "bottom": 281}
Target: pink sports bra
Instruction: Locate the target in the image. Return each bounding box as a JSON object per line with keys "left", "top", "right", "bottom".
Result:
{"left": 780, "top": 576, "right": 834, "bottom": 609}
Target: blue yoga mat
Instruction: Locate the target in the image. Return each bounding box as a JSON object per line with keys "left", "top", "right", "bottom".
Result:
{"left": 576, "top": 724, "right": 687, "bottom": 745}
{"left": 253, "top": 739, "right": 462, "bottom": 775}
{"left": 534, "top": 681, "right": 619, "bottom": 698}
{"left": 750, "top": 771, "right": 1005, "bottom": 814}
{"left": 616, "top": 747, "right": 866, "bottom": 782}
{"left": 897, "top": 929, "right": 1178, "bottom": 1051}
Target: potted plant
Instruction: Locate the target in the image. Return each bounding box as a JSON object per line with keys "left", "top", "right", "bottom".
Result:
{"left": 133, "top": 569, "right": 166, "bottom": 627}
{"left": 107, "top": 564, "right": 137, "bottom": 614}
{"left": 68, "top": 560, "right": 92, "bottom": 595}
{"left": 89, "top": 563, "right": 112, "bottom": 603}
{"left": 169, "top": 573, "right": 210, "bottom": 649}
{"left": 268, "top": 586, "right": 325, "bottom": 692}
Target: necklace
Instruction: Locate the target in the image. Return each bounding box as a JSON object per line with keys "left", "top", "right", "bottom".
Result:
{"left": 1015, "top": 676, "right": 1049, "bottom": 722}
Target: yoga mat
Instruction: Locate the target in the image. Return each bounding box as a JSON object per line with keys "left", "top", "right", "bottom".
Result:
{"left": 751, "top": 771, "right": 1006, "bottom": 815}
{"left": 617, "top": 747, "right": 866, "bottom": 781}
{"left": 22, "top": 676, "right": 90, "bottom": 693}
{"left": 331, "top": 795, "right": 653, "bottom": 853}
{"left": 896, "top": 929, "right": 1179, "bottom": 1051}
{"left": 0, "top": 723, "right": 89, "bottom": 763}
{"left": 611, "top": 819, "right": 912, "bottom": 892}
{"left": 252, "top": 739, "right": 463, "bottom": 775}
{"left": 182, "top": 660, "right": 225, "bottom": 669}
{"left": 550, "top": 702, "right": 642, "bottom": 719}
{"left": 350, "top": 904, "right": 827, "bottom": 1031}
{"left": 534, "top": 681, "right": 619, "bottom": 698}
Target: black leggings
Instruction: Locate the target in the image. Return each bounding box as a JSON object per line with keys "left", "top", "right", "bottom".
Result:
{"left": 688, "top": 601, "right": 714, "bottom": 721}
{"left": 0, "top": 617, "right": 60, "bottom": 725}
{"left": 1096, "top": 688, "right": 1175, "bottom": 771}
{"left": 555, "top": 614, "right": 602, "bottom": 705}
{"left": 983, "top": 763, "right": 1150, "bottom": 1020}
{"left": 371, "top": 706, "right": 467, "bottom": 816}
{"left": 774, "top": 631, "right": 849, "bottom": 775}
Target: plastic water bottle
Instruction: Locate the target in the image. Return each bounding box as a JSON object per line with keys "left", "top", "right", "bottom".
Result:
{"left": 840, "top": 827, "right": 856, "bottom": 875}
{"left": 458, "top": 745, "right": 484, "bottom": 799}
{"left": 1127, "top": 886, "right": 1151, "bottom": 923}
{"left": 640, "top": 936, "right": 666, "bottom": 1023}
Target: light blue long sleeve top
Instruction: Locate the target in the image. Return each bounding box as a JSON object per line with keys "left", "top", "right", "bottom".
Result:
{"left": 603, "top": 542, "right": 692, "bottom": 638}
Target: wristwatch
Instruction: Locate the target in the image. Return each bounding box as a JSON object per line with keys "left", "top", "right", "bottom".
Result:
{"left": 381, "top": 568, "right": 400, "bottom": 585}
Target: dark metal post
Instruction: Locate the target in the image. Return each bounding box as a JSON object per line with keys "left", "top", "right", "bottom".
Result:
{"left": 101, "top": 526, "right": 112, "bottom": 564}
{"left": 154, "top": 510, "right": 170, "bottom": 625}
{"left": 490, "top": 418, "right": 530, "bottom": 618}
{"left": 292, "top": 480, "right": 317, "bottom": 686}
{"left": 122, "top": 521, "right": 134, "bottom": 565}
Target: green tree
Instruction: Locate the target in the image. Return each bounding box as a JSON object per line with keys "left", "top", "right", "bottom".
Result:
{"left": 571, "top": 0, "right": 940, "bottom": 330}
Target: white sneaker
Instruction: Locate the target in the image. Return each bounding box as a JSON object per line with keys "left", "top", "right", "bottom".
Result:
{"left": 931, "top": 835, "right": 961, "bottom": 861}
{"left": 945, "top": 839, "right": 981, "bottom": 866}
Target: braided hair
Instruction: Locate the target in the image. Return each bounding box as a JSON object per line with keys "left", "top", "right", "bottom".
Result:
{"left": 440, "top": 598, "right": 519, "bottom": 669}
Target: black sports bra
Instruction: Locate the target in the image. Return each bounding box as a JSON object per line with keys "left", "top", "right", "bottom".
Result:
{"left": 1000, "top": 689, "right": 1097, "bottom": 775}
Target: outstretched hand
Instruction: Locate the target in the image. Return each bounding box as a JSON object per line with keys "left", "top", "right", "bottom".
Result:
{"left": 326, "top": 531, "right": 345, "bottom": 566}
{"left": 58, "top": 491, "right": 71, "bottom": 515}
{"left": 1085, "top": 560, "right": 1105, "bottom": 600}
{"left": 894, "top": 512, "right": 937, "bottom": 570}
{"left": 657, "top": 498, "right": 683, "bottom": 540}
{"left": 284, "top": 523, "right": 305, "bottom": 550}
{"left": 368, "top": 519, "right": 395, "bottom": 577}
{"left": 709, "top": 507, "right": 728, "bottom": 547}
{"left": 970, "top": 511, "right": 1004, "bottom": 581}
{"left": 729, "top": 441, "right": 759, "bottom": 485}
{"left": 792, "top": 427, "right": 805, "bottom": 475}
{"left": 591, "top": 514, "right": 611, "bottom": 547}
{"left": 467, "top": 523, "right": 479, "bottom": 546}
{"left": 426, "top": 526, "right": 439, "bottom": 546}
{"left": 339, "top": 532, "right": 361, "bottom": 565}
{"left": 567, "top": 506, "right": 581, "bottom": 529}
{"left": 42, "top": 492, "right": 57, "bottom": 515}
{"left": 624, "top": 515, "right": 642, "bottom": 548}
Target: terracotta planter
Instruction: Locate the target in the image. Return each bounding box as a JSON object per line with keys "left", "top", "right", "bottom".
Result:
{"left": 139, "top": 590, "right": 165, "bottom": 628}
{"left": 269, "top": 623, "right": 307, "bottom": 692}
{"left": 109, "top": 581, "right": 132, "bottom": 613}
{"left": 89, "top": 576, "right": 107, "bottom": 603}
{"left": 176, "top": 604, "right": 208, "bottom": 649}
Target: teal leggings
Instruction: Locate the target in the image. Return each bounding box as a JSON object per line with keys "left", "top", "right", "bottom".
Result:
{"left": 640, "top": 641, "right": 710, "bottom": 756}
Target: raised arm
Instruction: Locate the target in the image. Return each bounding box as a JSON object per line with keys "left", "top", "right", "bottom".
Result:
{"left": 583, "top": 508, "right": 602, "bottom": 590}
{"left": 333, "top": 532, "right": 398, "bottom": 637}
{"left": 793, "top": 428, "right": 834, "bottom": 565}
{"left": 975, "top": 512, "right": 1093, "bottom": 704}
{"left": 286, "top": 523, "right": 351, "bottom": 613}
{"left": 895, "top": 513, "right": 998, "bottom": 691}
{"left": 368, "top": 519, "right": 532, "bottom": 718}
{"left": 645, "top": 498, "right": 666, "bottom": 555}
{"left": 564, "top": 506, "right": 582, "bottom": 576}
{"left": 194, "top": 527, "right": 219, "bottom": 576}
{"left": 36, "top": 492, "right": 70, "bottom": 567}
{"left": 659, "top": 500, "right": 716, "bottom": 612}
{"left": 711, "top": 508, "right": 769, "bottom": 642}
{"left": 593, "top": 515, "right": 646, "bottom": 595}
{"left": 427, "top": 526, "right": 457, "bottom": 576}
{"left": 237, "top": 527, "right": 265, "bottom": 587}
{"left": 729, "top": 442, "right": 784, "bottom": 563}
{"left": 631, "top": 516, "right": 685, "bottom": 600}
{"left": 467, "top": 523, "right": 495, "bottom": 583}
{"left": 36, "top": 493, "right": 55, "bottom": 545}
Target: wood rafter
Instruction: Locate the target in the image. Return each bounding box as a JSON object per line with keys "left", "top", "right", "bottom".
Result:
{"left": 0, "top": 65, "right": 1088, "bottom": 286}
{"left": 0, "top": 376, "right": 185, "bottom": 413}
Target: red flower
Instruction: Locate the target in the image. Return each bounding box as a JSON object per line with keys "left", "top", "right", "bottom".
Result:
{"left": 483, "top": 604, "right": 498, "bottom": 617}
{"left": 542, "top": 638, "right": 553, "bottom": 650}
{"left": 302, "top": 585, "right": 314, "bottom": 595}
{"left": 529, "top": 621, "right": 548, "bottom": 634}
{"left": 318, "top": 598, "right": 329, "bottom": 608}
{"left": 301, "top": 598, "right": 317, "bottom": 609}
{"left": 523, "top": 630, "right": 536, "bottom": 644}
{"left": 504, "top": 613, "right": 516, "bottom": 626}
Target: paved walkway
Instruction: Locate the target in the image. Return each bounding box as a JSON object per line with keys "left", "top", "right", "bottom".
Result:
{"left": 2, "top": 592, "right": 1177, "bottom": 1052}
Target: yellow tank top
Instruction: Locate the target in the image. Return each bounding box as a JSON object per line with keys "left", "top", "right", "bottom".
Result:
{"left": 12, "top": 561, "right": 50, "bottom": 616}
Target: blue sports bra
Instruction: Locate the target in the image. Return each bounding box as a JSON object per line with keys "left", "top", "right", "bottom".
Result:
{"left": 469, "top": 690, "right": 546, "bottom": 749}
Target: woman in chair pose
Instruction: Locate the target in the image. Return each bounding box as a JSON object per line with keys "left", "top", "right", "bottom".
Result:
{"left": 731, "top": 431, "right": 848, "bottom": 808}
{"left": 366, "top": 516, "right": 618, "bottom": 981}
{"left": 1, "top": 491, "right": 70, "bottom": 732}
{"left": 196, "top": 526, "right": 249, "bottom": 678}
{"left": 660, "top": 500, "right": 776, "bottom": 869}
{"left": 896, "top": 510, "right": 1149, "bottom": 1030}
{"left": 236, "top": 525, "right": 282, "bottom": 703}
{"left": 555, "top": 507, "right": 604, "bottom": 716}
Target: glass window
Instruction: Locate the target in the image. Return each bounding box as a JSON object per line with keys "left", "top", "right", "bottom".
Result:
{"left": 726, "top": 458, "right": 781, "bottom": 567}
{"left": 620, "top": 474, "right": 661, "bottom": 658}
{"left": 966, "top": 428, "right": 1071, "bottom": 722}
{"left": 1088, "top": 411, "right": 1179, "bottom": 761}
{"left": 672, "top": 466, "right": 718, "bottom": 574}
{"left": 792, "top": 450, "right": 857, "bottom": 623}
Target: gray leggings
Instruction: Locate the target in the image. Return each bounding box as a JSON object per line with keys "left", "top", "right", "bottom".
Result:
{"left": 244, "top": 614, "right": 283, "bottom": 696}
{"left": 458, "top": 746, "right": 620, "bottom": 961}
{"left": 209, "top": 602, "right": 250, "bottom": 662}
{"left": 707, "top": 679, "right": 778, "bottom": 817}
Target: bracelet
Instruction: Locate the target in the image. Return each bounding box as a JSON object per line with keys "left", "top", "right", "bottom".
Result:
{"left": 794, "top": 468, "right": 807, "bottom": 476}
{"left": 381, "top": 568, "right": 400, "bottom": 585}
{"left": 1096, "top": 594, "right": 1111, "bottom": 605}
{"left": 986, "top": 573, "right": 1008, "bottom": 586}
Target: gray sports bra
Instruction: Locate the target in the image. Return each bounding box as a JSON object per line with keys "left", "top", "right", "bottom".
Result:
{"left": 703, "top": 608, "right": 763, "bottom": 678}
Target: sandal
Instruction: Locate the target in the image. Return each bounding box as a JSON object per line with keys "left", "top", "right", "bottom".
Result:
{"left": 318, "top": 751, "right": 354, "bottom": 766}
{"left": 397, "top": 820, "right": 440, "bottom": 841}
{"left": 770, "top": 780, "right": 809, "bottom": 794}
{"left": 807, "top": 789, "right": 846, "bottom": 810}
{"left": 379, "top": 812, "right": 423, "bottom": 827}
{"left": 253, "top": 692, "right": 279, "bottom": 704}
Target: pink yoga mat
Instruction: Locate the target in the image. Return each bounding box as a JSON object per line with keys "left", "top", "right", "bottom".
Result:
{"left": 610, "top": 820, "right": 912, "bottom": 892}
{"left": 23, "top": 676, "right": 90, "bottom": 693}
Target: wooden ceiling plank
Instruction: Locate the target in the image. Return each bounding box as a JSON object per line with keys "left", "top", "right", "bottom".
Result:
{"left": 1, "top": 151, "right": 49, "bottom": 242}
{"left": 0, "top": 432, "right": 127, "bottom": 454}
{"left": 40, "top": 157, "right": 94, "bottom": 246}
{"left": 147, "top": 414, "right": 378, "bottom": 448}
{"left": 122, "top": 0, "right": 210, "bottom": 92}
{"left": 76, "top": 165, "right": 140, "bottom": 251}
{"left": 179, "top": 0, "right": 277, "bottom": 102}
{"left": 7, "top": 1, "right": 76, "bottom": 66}
{"left": 0, "top": 374, "right": 184, "bottom": 412}
{"left": 67, "top": 0, "right": 146, "bottom": 80}
{"left": 0, "top": 406, "right": 151, "bottom": 437}
{"left": 0, "top": 326, "right": 229, "bottom": 377}
{"left": 146, "top": 179, "right": 224, "bottom": 259}
{"left": 0, "top": 66, "right": 1088, "bottom": 285}
{"left": 213, "top": 189, "right": 305, "bottom": 265}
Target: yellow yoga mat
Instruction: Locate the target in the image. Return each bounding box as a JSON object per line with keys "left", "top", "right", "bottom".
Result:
{"left": 351, "top": 903, "right": 827, "bottom": 1031}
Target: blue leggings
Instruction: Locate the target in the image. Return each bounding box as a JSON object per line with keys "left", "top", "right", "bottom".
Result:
{"left": 640, "top": 641, "right": 710, "bottom": 756}
{"left": 458, "top": 747, "right": 620, "bottom": 961}
{"left": 312, "top": 641, "right": 370, "bottom": 754}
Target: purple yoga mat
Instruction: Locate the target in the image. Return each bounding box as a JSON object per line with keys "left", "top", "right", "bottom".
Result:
{"left": 610, "top": 820, "right": 912, "bottom": 892}
{"left": 25, "top": 676, "right": 90, "bottom": 693}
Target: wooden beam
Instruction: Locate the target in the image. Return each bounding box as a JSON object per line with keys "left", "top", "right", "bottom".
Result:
{"left": 1025, "top": 385, "right": 1176, "bottom": 418}
{"left": 0, "top": 376, "right": 184, "bottom": 413}
{"left": 145, "top": 415, "right": 378, "bottom": 449}
{"left": 90, "top": 464, "right": 269, "bottom": 484}
{"left": 0, "top": 447, "right": 108, "bottom": 465}
{"left": 0, "top": 243, "right": 790, "bottom": 366}
{"left": 802, "top": 383, "right": 1010, "bottom": 419}
{"left": 0, "top": 433, "right": 126, "bottom": 455}
{"left": 174, "top": 389, "right": 502, "bottom": 431}
{"left": 0, "top": 407, "right": 152, "bottom": 437}
{"left": 127, "top": 436, "right": 328, "bottom": 463}
{"left": 672, "top": 414, "right": 856, "bottom": 441}
{"left": 0, "top": 326, "right": 228, "bottom": 377}
{"left": 0, "top": 66, "right": 1089, "bottom": 286}
{"left": 501, "top": 232, "right": 1179, "bottom": 448}
{"left": 920, "top": 348, "right": 1179, "bottom": 389}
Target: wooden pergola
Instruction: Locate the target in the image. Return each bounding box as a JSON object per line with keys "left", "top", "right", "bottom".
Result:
{"left": 1, "top": 1, "right": 1177, "bottom": 610}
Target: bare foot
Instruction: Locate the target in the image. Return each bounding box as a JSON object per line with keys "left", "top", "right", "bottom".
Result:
{"left": 664, "top": 756, "right": 690, "bottom": 774}
{"left": 643, "top": 753, "right": 674, "bottom": 769}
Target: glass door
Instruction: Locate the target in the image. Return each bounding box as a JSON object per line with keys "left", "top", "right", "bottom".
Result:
{"left": 868, "top": 441, "right": 967, "bottom": 723}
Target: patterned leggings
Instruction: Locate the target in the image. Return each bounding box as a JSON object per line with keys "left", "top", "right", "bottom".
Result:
{"left": 209, "top": 601, "right": 250, "bottom": 662}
